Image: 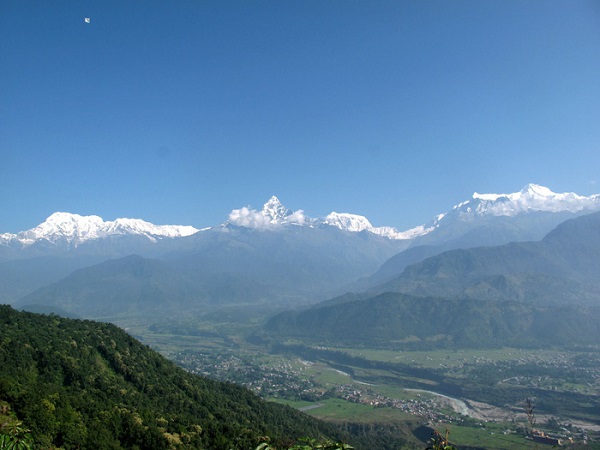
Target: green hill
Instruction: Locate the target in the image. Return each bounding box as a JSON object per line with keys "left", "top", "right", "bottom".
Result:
{"left": 0, "top": 306, "right": 342, "bottom": 449}
{"left": 264, "top": 292, "right": 600, "bottom": 349}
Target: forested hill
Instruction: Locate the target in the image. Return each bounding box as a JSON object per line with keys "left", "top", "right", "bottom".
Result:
{"left": 0, "top": 306, "right": 341, "bottom": 449}
{"left": 263, "top": 293, "right": 600, "bottom": 349}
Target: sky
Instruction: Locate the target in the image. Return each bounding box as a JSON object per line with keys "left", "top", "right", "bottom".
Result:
{"left": 2, "top": 1, "right": 600, "bottom": 233}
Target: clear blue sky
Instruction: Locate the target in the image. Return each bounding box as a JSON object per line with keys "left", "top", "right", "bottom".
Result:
{"left": 2, "top": 1, "right": 600, "bottom": 233}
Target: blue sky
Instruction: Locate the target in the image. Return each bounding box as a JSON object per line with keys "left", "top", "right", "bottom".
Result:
{"left": 2, "top": 1, "right": 600, "bottom": 233}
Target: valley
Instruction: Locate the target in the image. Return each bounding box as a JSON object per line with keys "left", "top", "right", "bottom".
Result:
{"left": 118, "top": 313, "right": 600, "bottom": 449}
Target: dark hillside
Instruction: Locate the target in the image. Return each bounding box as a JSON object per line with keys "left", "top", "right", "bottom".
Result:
{"left": 0, "top": 306, "right": 342, "bottom": 449}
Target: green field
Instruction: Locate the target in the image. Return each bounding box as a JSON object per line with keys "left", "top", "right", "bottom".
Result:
{"left": 300, "top": 398, "right": 415, "bottom": 423}
{"left": 330, "top": 347, "right": 560, "bottom": 370}
{"left": 437, "top": 423, "right": 531, "bottom": 450}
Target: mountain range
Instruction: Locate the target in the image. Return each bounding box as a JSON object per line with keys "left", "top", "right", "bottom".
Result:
{"left": 263, "top": 210, "right": 600, "bottom": 348}
{"left": 3, "top": 184, "right": 600, "bottom": 322}
{"left": 3, "top": 184, "right": 599, "bottom": 250}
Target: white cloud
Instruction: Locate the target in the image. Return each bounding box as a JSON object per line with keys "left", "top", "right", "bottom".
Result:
{"left": 228, "top": 207, "right": 274, "bottom": 229}
{"left": 228, "top": 207, "right": 307, "bottom": 229}
{"left": 286, "top": 210, "right": 307, "bottom": 225}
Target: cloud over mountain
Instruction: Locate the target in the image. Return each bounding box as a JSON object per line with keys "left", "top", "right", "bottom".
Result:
{"left": 228, "top": 196, "right": 307, "bottom": 229}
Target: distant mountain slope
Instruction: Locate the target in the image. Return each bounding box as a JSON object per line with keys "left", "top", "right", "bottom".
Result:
{"left": 16, "top": 224, "right": 407, "bottom": 319}
{"left": 166, "top": 224, "right": 406, "bottom": 297}
{"left": 3, "top": 224, "right": 405, "bottom": 307}
{"left": 347, "top": 210, "right": 599, "bottom": 294}
{"left": 263, "top": 292, "right": 600, "bottom": 349}
{"left": 16, "top": 255, "right": 209, "bottom": 318}
{"left": 375, "top": 211, "right": 600, "bottom": 305}
{"left": 0, "top": 306, "right": 342, "bottom": 449}
{"left": 0, "top": 255, "right": 105, "bottom": 304}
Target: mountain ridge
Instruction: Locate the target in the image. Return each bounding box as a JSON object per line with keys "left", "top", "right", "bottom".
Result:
{"left": 372, "top": 210, "right": 600, "bottom": 306}
{"left": 3, "top": 184, "right": 599, "bottom": 248}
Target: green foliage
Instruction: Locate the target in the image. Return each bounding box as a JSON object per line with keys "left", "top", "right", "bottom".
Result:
{"left": 0, "top": 401, "right": 32, "bottom": 450}
{"left": 254, "top": 437, "right": 354, "bottom": 450}
{"left": 0, "top": 306, "right": 342, "bottom": 449}
{"left": 425, "top": 429, "right": 456, "bottom": 450}
{"left": 0, "top": 419, "right": 33, "bottom": 450}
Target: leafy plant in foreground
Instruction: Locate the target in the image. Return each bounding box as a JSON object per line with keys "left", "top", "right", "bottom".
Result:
{"left": 0, "top": 421, "right": 33, "bottom": 450}
{"left": 425, "top": 429, "right": 456, "bottom": 450}
{"left": 255, "top": 436, "right": 354, "bottom": 450}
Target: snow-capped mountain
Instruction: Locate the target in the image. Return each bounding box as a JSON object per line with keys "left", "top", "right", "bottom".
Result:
{"left": 226, "top": 196, "right": 418, "bottom": 238}
{"left": 323, "top": 212, "right": 429, "bottom": 240}
{"left": 395, "top": 183, "right": 600, "bottom": 250}
{"left": 420, "top": 183, "right": 600, "bottom": 232}
{"left": 262, "top": 196, "right": 293, "bottom": 223}
{"left": 452, "top": 183, "right": 599, "bottom": 218}
{"left": 225, "top": 184, "right": 600, "bottom": 241}
{"left": 2, "top": 184, "right": 599, "bottom": 249}
{"left": 0, "top": 212, "right": 200, "bottom": 247}
{"left": 345, "top": 184, "right": 600, "bottom": 293}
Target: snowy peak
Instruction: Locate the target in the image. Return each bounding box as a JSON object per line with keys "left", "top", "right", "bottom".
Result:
{"left": 19, "top": 212, "right": 105, "bottom": 244}
{"left": 473, "top": 183, "right": 554, "bottom": 201}
{"left": 262, "top": 196, "right": 292, "bottom": 224}
{"left": 321, "top": 184, "right": 600, "bottom": 240}
{"left": 325, "top": 212, "right": 373, "bottom": 232}
{"left": 464, "top": 184, "right": 600, "bottom": 217}
{"left": 6, "top": 212, "right": 200, "bottom": 247}
{"left": 105, "top": 218, "right": 199, "bottom": 239}
{"left": 519, "top": 183, "right": 554, "bottom": 197}
{"left": 324, "top": 212, "right": 431, "bottom": 240}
